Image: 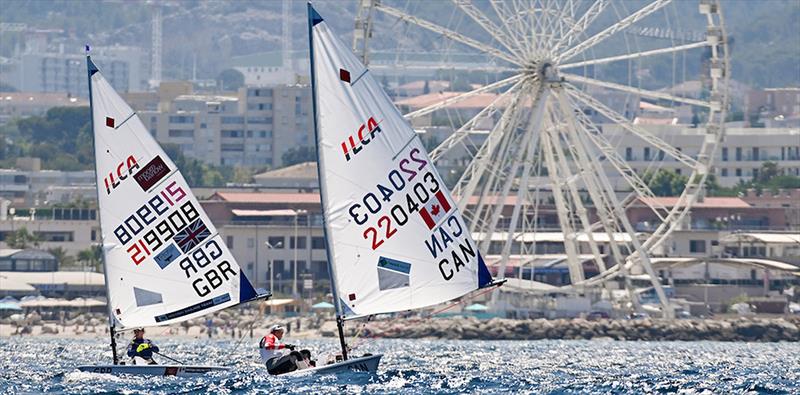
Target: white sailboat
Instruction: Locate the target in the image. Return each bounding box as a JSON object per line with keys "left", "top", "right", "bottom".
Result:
{"left": 77, "top": 53, "right": 268, "bottom": 376}
{"left": 299, "top": 4, "right": 502, "bottom": 375}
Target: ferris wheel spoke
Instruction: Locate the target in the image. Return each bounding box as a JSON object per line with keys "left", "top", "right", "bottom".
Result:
{"left": 564, "top": 85, "right": 703, "bottom": 169}
{"left": 430, "top": 80, "right": 526, "bottom": 162}
{"left": 552, "top": 0, "right": 609, "bottom": 54}
{"left": 541, "top": 0, "right": 575, "bottom": 51}
{"left": 453, "top": 0, "right": 527, "bottom": 61}
{"left": 452, "top": 86, "right": 529, "bottom": 208}
{"left": 559, "top": 40, "right": 708, "bottom": 69}
{"left": 375, "top": 3, "right": 523, "bottom": 66}
{"left": 557, "top": 0, "right": 672, "bottom": 62}
{"left": 563, "top": 72, "right": 711, "bottom": 109}
{"left": 565, "top": 100, "right": 671, "bottom": 221}
{"left": 489, "top": 0, "right": 534, "bottom": 57}
{"left": 404, "top": 74, "right": 525, "bottom": 120}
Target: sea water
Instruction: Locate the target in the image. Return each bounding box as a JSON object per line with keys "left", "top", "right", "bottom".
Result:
{"left": 0, "top": 337, "right": 797, "bottom": 394}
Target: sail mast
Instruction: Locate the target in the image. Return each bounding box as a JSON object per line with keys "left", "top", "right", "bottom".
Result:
{"left": 307, "top": 2, "right": 348, "bottom": 360}
{"left": 86, "top": 51, "right": 119, "bottom": 365}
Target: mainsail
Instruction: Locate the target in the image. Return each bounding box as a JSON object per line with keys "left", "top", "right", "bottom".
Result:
{"left": 88, "top": 56, "right": 259, "bottom": 330}
{"left": 309, "top": 6, "right": 494, "bottom": 320}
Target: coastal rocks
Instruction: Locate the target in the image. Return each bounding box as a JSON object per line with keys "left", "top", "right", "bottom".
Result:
{"left": 364, "top": 316, "right": 800, "bottom": 342}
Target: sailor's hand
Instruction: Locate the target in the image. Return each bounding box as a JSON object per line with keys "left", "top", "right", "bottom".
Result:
{"left": 136, "top": 343, "right": 151, "bottom": 353}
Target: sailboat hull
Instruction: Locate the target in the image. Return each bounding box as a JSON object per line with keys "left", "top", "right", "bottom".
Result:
{"left": 77, "top": 364, "right": 228, "bottom": 376}
{"left": 285, "top": 354, "right": 382, "bottom": 376}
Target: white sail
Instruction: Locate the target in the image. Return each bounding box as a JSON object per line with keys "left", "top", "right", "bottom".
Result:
{"left": 88, "top": 57, "right": 259, "bottom": 329}
{"left": 309, "top": 8, "right": 494, "bottom": 319}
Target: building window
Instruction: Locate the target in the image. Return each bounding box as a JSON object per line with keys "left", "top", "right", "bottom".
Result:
{"left": 721, "top": 147, "right": 728, "bottom": 161}
{"left": 311, "top": 236, "right": 326, "bottom": 249}
{"left": 625, "top": 147, "right": 633, "bottom": 161}
{"left": 735, "top": 147, "right": 742, "bottom": 161}
{"left": 735, "top": 168, "right": 742, "bottom": 177}
{"left": 221, "top": 130, "right": 244, "bottom": 138}
{"left": 222, "top": 116, "right": 245, "bottom": 124}
{"left": 643, "top": 147, "right": 651, "bottom": 161}
{"left": 168, "top": 129, "right": 194, "bottom": 138}
{"left": 271, "top": 260, "right": 285, "bottom": 277}
{"left": 169, "top": 115, "right": 194, "bottom": 124}
{"left": 226, "top": 236, "right": 234, "bottom": 248}
{"left": 752, "top": 147, "right": 759, "bottom": 161}
{"left": 689, "top": 240, "right": 706, "bottom": 253}
{"left": 721, "top": 168, "right": 728, "bottom": 177}
{"left": 91, "top": 229, "right": 97, "bottom": 241}
{"left": 290, "top": 236, "right": 307, "bottom": 249}
{"left": 268, "top": 236, "right": 284, "bottom": 248}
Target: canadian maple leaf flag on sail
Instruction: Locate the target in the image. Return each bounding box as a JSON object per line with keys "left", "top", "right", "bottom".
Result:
{"left": 419, "top": 190, "right": 452, "bottom": 230}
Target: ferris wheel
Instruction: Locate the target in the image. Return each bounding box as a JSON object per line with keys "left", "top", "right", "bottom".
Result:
{"left": 352, "top": 0, "right": 730, "bottom": 317}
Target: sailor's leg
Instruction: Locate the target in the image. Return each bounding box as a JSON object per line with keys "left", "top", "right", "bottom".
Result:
{"left": 266, "top": 354, "right": 299, "bottom": 375}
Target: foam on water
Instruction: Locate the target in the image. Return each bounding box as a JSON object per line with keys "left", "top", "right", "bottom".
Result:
{"left": 1, "top": 337, "right": 798, "bottom": 394}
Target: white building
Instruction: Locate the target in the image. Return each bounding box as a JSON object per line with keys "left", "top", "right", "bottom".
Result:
{"left": 141, "top": 85, "right": 312, "bottom": 168}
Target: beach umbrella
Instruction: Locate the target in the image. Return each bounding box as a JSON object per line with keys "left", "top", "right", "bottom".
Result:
{"left": 464, "top": 303, "right": 488, "bottom": 312}
{"left": 0, "top": 302, "right": 22, "bottom": 311}
{"left": 311, "top": 302, "right": 335, "bottom": 309}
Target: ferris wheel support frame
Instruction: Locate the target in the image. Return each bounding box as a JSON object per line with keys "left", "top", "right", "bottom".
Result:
{"left": 358, "top": 0, "right": 730, "bottom": 319}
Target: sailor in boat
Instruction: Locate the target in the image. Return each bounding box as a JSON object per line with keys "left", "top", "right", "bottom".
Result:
{"left": 127, "top": 328, "right": 160, "bottom": 365}
{"left": 259, "top": 324, "right": 315, "bottom": 375}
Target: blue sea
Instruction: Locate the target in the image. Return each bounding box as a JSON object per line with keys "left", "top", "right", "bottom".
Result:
{"left": 1, "top": 337, "right": 797, "bottom": 394}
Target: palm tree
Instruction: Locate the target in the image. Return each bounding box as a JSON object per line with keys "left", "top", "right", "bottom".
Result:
{"left": 47, "top": 247, "right": 75, "bottom": 268}
{"left": 6, "top": 227, "right": 41, "bottom": 249}
{"left": 78, "top": 245, "right": 103, "bottom": 272}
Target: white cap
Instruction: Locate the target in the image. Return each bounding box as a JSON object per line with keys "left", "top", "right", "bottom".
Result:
{"left": 269, "top": 324, "right": 284, "bottom": 333}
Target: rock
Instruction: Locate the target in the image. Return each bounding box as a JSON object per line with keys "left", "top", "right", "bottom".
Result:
{"left": 41, "top": 324, "right": 59, "bottom": 334}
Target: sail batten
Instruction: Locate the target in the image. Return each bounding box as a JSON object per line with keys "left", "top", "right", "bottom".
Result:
{"left": 309, "top": 7, "right": 494, "bottom": 319}
{"left": 89, "top": 56, "right": 259, "bottom": 330}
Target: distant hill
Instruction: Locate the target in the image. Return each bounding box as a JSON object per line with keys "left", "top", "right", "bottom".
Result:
{"left": 1, "top": 0, "right": 797, "bottom": 88}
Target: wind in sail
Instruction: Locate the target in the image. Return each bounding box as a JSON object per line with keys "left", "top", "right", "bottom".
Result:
{"left": 87, "top": 55, "right": 261, "bottom": 336}
{"left": 308, "top": 4, "right": 495, "bottom": 323}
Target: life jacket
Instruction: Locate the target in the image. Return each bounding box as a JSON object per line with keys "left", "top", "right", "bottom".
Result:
{"left": 258, "top": 333, "right": 286, "bottom": 362}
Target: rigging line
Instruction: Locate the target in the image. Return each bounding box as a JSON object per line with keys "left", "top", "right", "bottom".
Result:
{"left": 224, "top": 318, "right": 260, "bottom": 366}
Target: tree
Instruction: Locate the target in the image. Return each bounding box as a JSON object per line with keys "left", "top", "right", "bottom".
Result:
{"left": 281, "top": 146, "right": 316, "bottom": 167}
{"left": 6, "top": 227, "right": 41, "bottom": 249}
{"left": 756, "top": 161, "right": 780, "bottom": 183}
{"left": 217, "top": 69, "right": 245, "bottom": 91}
{"left": 78, "top": 246, "right": 103, "bottom": 272}
{"left": 47, "top": 247, "right": 75, "bottom": 267}
{"left": 645, "top": 169, "right": 688, "bottom": 197}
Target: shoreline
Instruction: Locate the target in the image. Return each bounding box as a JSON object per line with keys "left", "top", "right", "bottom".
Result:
{"left": 354, "top": 316, "right": 800, "bottom": 342}
{"left": 2, "top": 315, "right": 798, "bottom": 342}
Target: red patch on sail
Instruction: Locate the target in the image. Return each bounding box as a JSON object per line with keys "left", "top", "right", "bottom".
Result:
{"left": 106, "top": 117, "right": 115, "bottom": 128}
{"left": 339, "top": 68, "right": 351, "bottom": 83}
{"left": 348, "top": 293, "right": 356, "bottom": 301}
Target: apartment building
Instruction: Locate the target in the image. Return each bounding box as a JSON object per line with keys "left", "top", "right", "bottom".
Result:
{"left": 141, "top": 85, "right": 312, "bottom": 168}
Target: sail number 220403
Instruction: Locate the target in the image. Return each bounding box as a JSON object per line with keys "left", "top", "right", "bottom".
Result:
{"left": 347, "top": 148, "right": 441, "bottom": 250}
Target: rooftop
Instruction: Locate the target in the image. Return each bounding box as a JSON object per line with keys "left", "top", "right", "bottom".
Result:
{"left": 396, "top": 91, "right": 504, "bottom": 110}
{"left": 254, "top": 162, "right": 317, "bottom": 180}
{"left": 636, "top": 197, "right": 752, "bottom": 209}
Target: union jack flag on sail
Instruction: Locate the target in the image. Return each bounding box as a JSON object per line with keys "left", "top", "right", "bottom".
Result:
{"left": 173, "top": 219, "right": 211, "bottom": 253}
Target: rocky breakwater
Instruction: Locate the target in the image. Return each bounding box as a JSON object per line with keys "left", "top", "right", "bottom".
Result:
{"left": 359, "top": 316, "right": 800, "bottom": 342}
